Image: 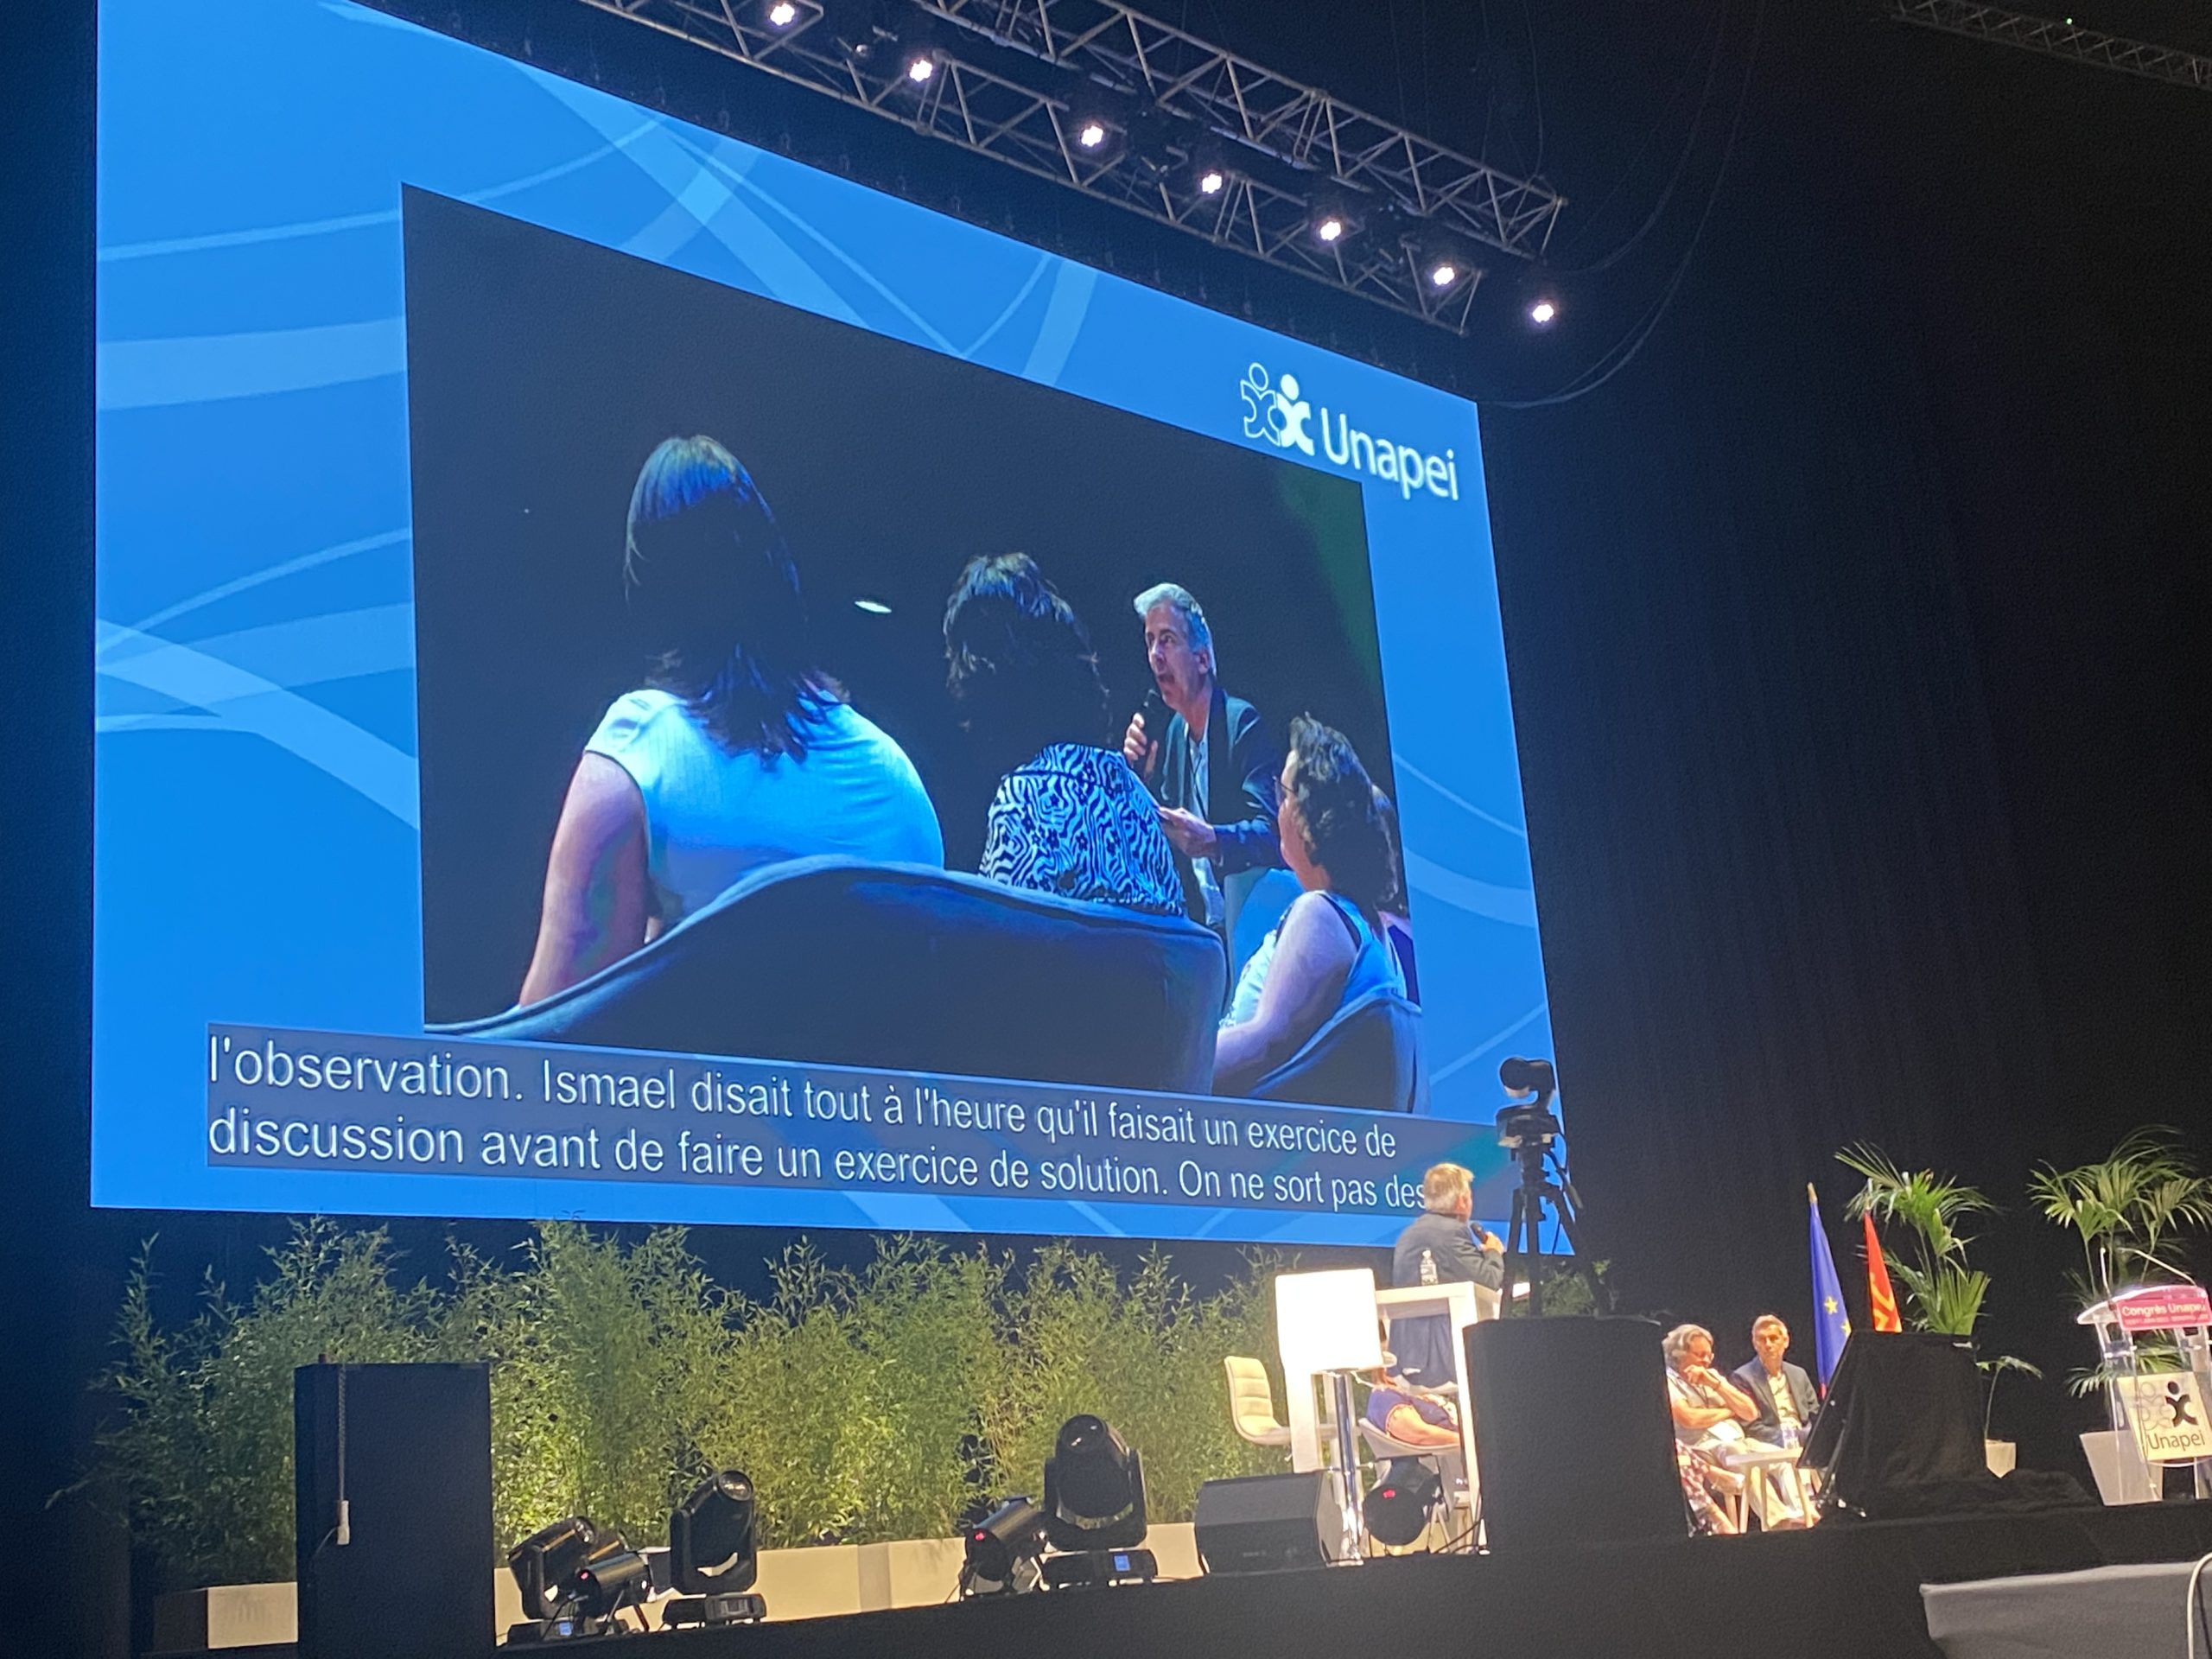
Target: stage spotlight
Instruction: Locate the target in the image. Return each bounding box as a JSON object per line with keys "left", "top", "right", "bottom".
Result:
{"left": 569, "top": 1532, "right": 652, "bottom": 1623}
{"left": 766, "top": 0, "right": 798, "bottom": 25}
{"left": 506, "top": 1516, "right": 646, "bottom": 1640}
{"left": 906, "top": 52, "right": 935, "bottom": 83}
{"left": 853, "top": 595, "right": 892, "bottom": 614}
{"left": 1427, "top": 259, "right": 1458, "bottom": 289}
{"left": 1363, "top": 1462, "right": 1444, "bottom": 1548}
{"left": 665, "top": 1471, "right": 767, "bottom": 1628}
{"left": 1529, "top": 297, "right": 1557, "bottom": 326}
{"left": 507, "top": 1516, "right": 599, "bottom": 1626}
{"left": 1315, "top": 214, "right": 1345, "bottom": 244}
{"left": 1077, "top": 119, "right": 1109, "bottom": 149}
{"left": 960, "top": 1496, "right": 1046, "bottom": 1598}
{"left": 1043, "top": 1414, "right": 1147, "bottom": 1551}
{"left": 1039, "top": 1414, "right": 1156, "bottom": 1585}
{"left": 1198, "top": 167, "right": 1226, "bottom": 194}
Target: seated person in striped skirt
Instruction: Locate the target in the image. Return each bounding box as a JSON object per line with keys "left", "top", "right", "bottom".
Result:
{"left": 944, "top": 551, "right": 1182, "bottom": 916}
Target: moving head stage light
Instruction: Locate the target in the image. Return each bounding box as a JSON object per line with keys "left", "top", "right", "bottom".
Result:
{"left": 960, "top": 1496, "right": 1047, "bottom": 1598}
{"left": 508, "top": 1517, "right": 594, "bottom": 1630}
{"left": 1041, "top": 1415, "right": 1156, "bottom": 1587}
{"left": 505, "top": 1516, "right": 651, "bottom": 1642}
{"left": 1363, "top": 1461, "right": 1445, "bottom": 1549}
{"left": 666, "top": 1470, "right": 767, "bottom": 1628}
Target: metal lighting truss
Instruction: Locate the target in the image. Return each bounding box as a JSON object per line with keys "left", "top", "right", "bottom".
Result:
{"left": 575, "top": 0, "right": 1568, "bottom": 333}
{"left": 1890, "top": 0, "right": 2212, "bottom": 94}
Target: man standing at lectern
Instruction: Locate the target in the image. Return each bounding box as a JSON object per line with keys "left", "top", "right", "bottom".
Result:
{"left": 1388, "top": 1163, "right": 1505, "bottom": 1387}
{"left": 1122, "top": 582, "right": 1282, "bottom": 944}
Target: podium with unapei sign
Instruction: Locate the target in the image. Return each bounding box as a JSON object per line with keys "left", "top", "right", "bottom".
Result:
{"left": 2080, "top": 1285, "right": 2212, "bottom": 1504}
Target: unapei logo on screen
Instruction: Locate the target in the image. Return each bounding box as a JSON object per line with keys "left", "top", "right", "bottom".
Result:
{"left": 1241, "top": 363, "right": 1316, "bottom": 454}
{"left": 1239, "top": 361, "right": 1459, "bottom": 502}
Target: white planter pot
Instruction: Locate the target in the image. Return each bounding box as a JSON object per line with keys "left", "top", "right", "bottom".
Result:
{"left": 2081, "top": 1427, "right": 2158, "bottom": 1505}
{"left": 1982, "top": 1439, "right": 2016, "bottom": 1478}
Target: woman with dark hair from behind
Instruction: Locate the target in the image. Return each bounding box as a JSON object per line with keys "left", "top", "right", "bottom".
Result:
{"left": 1213, "top": 716, "right": 1406, "bottom": 1094}
{"left": 944, "top": 551, "right": 1181, "bottom": 914}
{"left": 519, "top": 435, "right": 941, "bottom": 1004}
{"left": 1372, "top": 786, "right": 1419, "bottom": 1004}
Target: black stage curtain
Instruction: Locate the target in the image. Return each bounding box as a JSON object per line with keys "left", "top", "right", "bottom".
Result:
{"left": 1476, "top": 2, "right": 2212, "bottom": 1470}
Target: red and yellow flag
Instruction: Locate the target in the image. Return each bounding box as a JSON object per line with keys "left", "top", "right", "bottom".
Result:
{"left": 1862, "top": 1212, "right": 1904, "bottom": 1333}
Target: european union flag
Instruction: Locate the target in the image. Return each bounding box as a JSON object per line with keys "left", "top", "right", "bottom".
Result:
{"left": 1808, "top": 1184, "right": 1852, "bottom": 1392}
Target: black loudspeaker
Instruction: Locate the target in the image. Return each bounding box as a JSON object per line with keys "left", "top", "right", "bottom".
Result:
{"left": 1193, "top": 1471, "right": 1349, "bottom": 1574}
{"left": 296, "top": 1363, "right": 494, "bottom": 1659}
{"left": 1801, "top": 1332, "right": 1995, "bottom": 1517}
{"left": 1464, "top": 1316, "right": 1686, "bottom": 1551}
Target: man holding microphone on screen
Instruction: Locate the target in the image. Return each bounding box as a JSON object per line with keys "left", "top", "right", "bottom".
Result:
{"left": 1122, "top": 582, "right": 1283, "bottom": 947}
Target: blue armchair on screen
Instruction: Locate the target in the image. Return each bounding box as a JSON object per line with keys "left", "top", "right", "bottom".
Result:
{"left": 433, "top": 856, "right": 1228, "bottom": 1095}
{"left": 1249, "top": 988, "right": 1427, "bottom": 1114}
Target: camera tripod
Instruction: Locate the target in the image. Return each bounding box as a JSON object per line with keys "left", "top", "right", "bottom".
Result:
{"left": 1496, "top": 1098, "right": 1610, "bottom": 1318}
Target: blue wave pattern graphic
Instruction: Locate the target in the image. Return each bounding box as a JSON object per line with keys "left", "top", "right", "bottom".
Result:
{"left": 94, "top": 0, "right": 1554, "bottom": 1236}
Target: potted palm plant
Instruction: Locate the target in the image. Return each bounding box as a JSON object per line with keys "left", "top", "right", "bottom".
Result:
{"left": 1836, "top": 1147, "right": 2038, "bottom": 1474}
{"left": 2028, "top": 1128, "right": 2212, "bottom": 1503}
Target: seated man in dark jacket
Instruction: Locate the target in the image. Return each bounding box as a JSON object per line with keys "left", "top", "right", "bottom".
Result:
{"left": 1388, "top": 1163, "right": 1505, "bottom": 1387}
{"left": 1729, "top": 1313, "right": 1819, "bottom": 1446}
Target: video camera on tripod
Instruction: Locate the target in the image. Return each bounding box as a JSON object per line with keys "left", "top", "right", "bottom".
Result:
{"left": 1491, "top": 1056, "right": 1608, "bottom": 1317}
{"left": 1494, "top": 1056, "right": 1560, "bottom": 1153}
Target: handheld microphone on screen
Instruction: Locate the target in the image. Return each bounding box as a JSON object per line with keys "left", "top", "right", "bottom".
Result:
{"left": 1135, "top": 689, "right": 1170, "bottom": 776}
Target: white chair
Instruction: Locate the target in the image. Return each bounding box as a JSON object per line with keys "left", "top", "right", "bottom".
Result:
{"left": 1224, "top": 1354, "right": 1292, "bottom": 1449}
{"left": 1224, "top": 1355, "right": 1342, "bottom": 1459}
{"left": 1358, "top": 1420, "right": 1435, "bottom": 1462}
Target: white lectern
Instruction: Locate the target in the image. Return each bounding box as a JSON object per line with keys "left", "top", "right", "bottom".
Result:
{"left": 1274, "top": 1268, "right": 1384, "bottom": 1560}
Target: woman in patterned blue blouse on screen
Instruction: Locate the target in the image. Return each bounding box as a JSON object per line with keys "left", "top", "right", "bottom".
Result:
{"left": 943, "top": 552, "right": 1184, "bottom": 917}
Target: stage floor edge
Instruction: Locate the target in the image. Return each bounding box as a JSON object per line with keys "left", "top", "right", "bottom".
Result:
{"left": 524, "top": 1503, "right": 2212, "bottom": 1659}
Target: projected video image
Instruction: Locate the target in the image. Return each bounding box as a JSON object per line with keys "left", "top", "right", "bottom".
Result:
{"left": 95, "top": 0, "right": 1555, "bottom": 1243}
{"left": 405, "top": 191, "right": 1399, "bottom": 1106}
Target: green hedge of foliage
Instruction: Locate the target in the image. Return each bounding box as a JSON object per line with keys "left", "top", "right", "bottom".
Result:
{"left": 88, "top": 1222, "right": 1290, "bottom": 1591}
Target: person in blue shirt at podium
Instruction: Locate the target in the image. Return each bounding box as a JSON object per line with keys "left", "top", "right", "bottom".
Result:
{"left": 1388, "top": 1163, "right": 1505, "bottom": 1389}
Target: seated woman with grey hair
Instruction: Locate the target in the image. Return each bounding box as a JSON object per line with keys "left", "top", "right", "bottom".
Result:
{"left": 1664, "top": 1323, "right": 1763, "bottom": 1535}
{"left": 1211, "top": 716, "right": 1405, "bottom": 1094}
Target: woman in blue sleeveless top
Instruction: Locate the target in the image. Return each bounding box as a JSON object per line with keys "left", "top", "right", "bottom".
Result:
{"left": 518, "top": 437, "right": 941, "bottom": 1005}
{"left": 1213, "top": 716, "right": 1405, "bottom": 1094}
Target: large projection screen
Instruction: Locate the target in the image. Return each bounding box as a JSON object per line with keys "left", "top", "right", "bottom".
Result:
{"left": 94, "top": 0, "right": 1558, "bottom": 1244}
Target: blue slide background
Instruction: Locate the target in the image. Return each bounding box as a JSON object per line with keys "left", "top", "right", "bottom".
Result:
{"left": 94, "top": 0, "right": 1557, "bottom": 1243}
